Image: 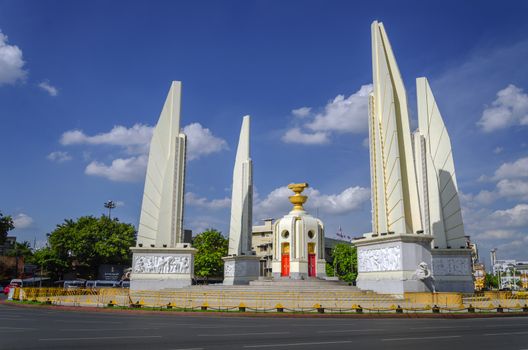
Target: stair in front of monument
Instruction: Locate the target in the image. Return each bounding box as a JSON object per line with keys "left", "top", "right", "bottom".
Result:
{"left": 143, "top": 282, "right": 405, "bottom": 310}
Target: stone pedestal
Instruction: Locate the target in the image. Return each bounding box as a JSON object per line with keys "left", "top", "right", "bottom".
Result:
{"left": 130, "top": 245, "right": 195, "bottom": 291}
{"left": 431, "top": 248, "right": 474, "bottom": 293}
{"left": 223, "top": 255, "right": 260, "bottom": 285}
{"left": 355, "top": 233, "right": 434, "bottom": 295}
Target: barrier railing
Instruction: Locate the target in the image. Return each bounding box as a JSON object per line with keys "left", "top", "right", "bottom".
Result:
{"left": 11, "top": 288, "right": 528, "bottom": 314}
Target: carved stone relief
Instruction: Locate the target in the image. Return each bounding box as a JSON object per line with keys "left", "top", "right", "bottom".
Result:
{"left": 358, "top": 246, "right": 401, "bottom": 272}
{"left": 224, "top": 262, "right": 235, "bottom": 277}
{"left": 432, "top": 257, "right": 471, "bottom": 276}
{"left": 133, "top": 255, "right": 191, "bottom": 274}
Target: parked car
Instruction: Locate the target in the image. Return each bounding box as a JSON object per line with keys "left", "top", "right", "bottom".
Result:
{"left": 63, "top": 280, "right": 86, "bottom": 289}
{"left": 85, "top": 280, "right": 120, "bottom": 289}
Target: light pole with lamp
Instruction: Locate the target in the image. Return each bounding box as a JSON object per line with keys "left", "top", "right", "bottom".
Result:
{"left": 104, "top": 200, "right": 116, "bottom": 219}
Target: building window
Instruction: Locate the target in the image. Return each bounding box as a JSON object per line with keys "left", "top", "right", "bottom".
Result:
{"left": 281, "top": 230, "right": 289, "bottom": 239}
{"left": 308, "top": 230, "right": 315, "bottom": 239}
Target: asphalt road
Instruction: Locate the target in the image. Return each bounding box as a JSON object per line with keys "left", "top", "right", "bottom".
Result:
{"left": 1, "top": 303, "right": 528, "bottom": 350}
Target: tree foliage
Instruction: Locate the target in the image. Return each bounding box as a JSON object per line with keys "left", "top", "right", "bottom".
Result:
{"left": 31, "top": 216, "right": 136, "bottom": 280}
{"left": 328, "top": 243, "right": 357, "bottom": 283}
{"left": 192, "top": 229, "right": 228, "bottom": 280}
{"left": 6, "top": 241, "right": 33, "bottom": 260}
{"left": 0, "top": 211, "right": 15, "bottom": 245}
{"left": 485, "top": 273, "right": 499, "bottom": 289}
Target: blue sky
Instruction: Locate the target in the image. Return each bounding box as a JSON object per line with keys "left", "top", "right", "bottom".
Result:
{"left": 1, "top": 0, "right": 527, "bottom": 268}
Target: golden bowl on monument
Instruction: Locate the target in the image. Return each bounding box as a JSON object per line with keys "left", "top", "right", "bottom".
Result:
{"left": 288, "top": 183, "right": 309, "bottom": 210}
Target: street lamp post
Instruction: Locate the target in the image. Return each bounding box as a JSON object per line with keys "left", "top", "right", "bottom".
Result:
{"left": 104, "top": 200, "right": 116, "bottom": 219}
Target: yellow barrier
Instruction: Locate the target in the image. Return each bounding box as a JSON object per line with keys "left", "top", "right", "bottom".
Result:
{"left": 15, "top": 288, "right": 528, "bottom": 314}
{"left": 404, "top": 292, "right": 463, "bottom": 307}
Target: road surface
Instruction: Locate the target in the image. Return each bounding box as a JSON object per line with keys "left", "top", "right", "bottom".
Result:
{"left": 1, "top": 302, "right": 527, "bottom": 349}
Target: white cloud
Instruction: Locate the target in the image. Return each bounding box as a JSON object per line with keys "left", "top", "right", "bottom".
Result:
{"left": 13, "top": 213, "right": 33, "bottom": 229}
{"left": 85, "top": 155, "right": 147, "bottom": 182}
{"left": 362, "top": 137, "right": 370, "bottom": 149}
{"left": 496, "top": 179, "right": 528, "bottom": 201}
{"left": 61, "top": 122, "right": 227, "bottom": 182}
{"left": 473, "top": 190, "right": 497, "bottom": 205}
{"left": 186, "top": 215, "right": 228, "bottom": 236}
{"left": 306, "top": 84, "right": 372, "bottom": 133}
{"left": 60, "top": 123, "right": 154, "bottom": 149}
{"left": 475, "top": 229, "right": 517, "bottom": 240}
{"left": 493, "top": 146, "right": 503, "bottom": 154}
{"left": 38, "top": 81, "right": 58, "bottom": 96}
{"left": 282, "top": 128, "right": 329, "bottom": 145}
{"left": 254, "top": 185, "right": 370, "bottom": 219}
{"left": 464, "top": 156, "right": 528, "bottom": 205}
{"left": 494, "top": 156, "right": 528, "bottom": 180}
{"left": 183, "top": 123, "right": 229, "bottom": 160}
{"left": 186, "top": 192, "right": 230, "bottom": 210}
{"left": 489, "top": 204, "right": 528, "bottom": 228}
{"left": 47, "top": 151, "right": 72, "bottom": 163}
{"left": 292, "top": 107, "right": 311, "bottom": 118}
{"left": 0, "top": 30, "right": 27, "bottom": 86}
{"left": 282, "top": 84, "right": 372, "bottom": 146}
{"left": 307, "top": 186, "right": 371, "bottom": 215}
{"left": 478, "top": 84, "right": 528, "bottom": 132}
{"left": 254, "top": 186, "right": 293, "bottom": 219}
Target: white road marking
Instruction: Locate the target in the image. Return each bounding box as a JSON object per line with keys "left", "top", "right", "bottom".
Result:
{"left": 0, "top": 326, "right": 36, "bottom": 330}
{"left": 410, "top": 326, "right": 458, "bottom": 330}
{"left": 169, "top": 348, "right": 204, "bottom": 350}
{"left": 318, "top": 328, "right": 382, "bottom": 333}
{"left": 198, "top": 332, "right": 289, "bottom": 337}
{"left": 58, "top": 327, "right": 161, "bottom": 331}
{"left": 485, "top": 331, "right": 528, "bottom": 336}
{"left": 382, "top": 335, "right": 461, "bottom": 341}
{"left": 39, "top": 335, "right": 163, "bottom": 341}
{"left": 192, "top": 325, "right": 266, "bottom": 329}
{"left": 244, "top": 340, "right": 354, "bottom": 348}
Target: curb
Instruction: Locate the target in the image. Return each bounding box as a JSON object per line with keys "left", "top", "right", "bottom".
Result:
{"left": 3, "top": 300, "right": 528, "bottom": 319}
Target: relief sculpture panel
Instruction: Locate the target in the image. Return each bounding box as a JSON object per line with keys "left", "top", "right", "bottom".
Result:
{"left": 358, "top": 246, "right": 401, "bottom": 272}
{"left": 133, "top": 255, "right": 191, "bottom": 274}
{"left": 224, "top": 262, "right": 235, "bottom": 277}
{"left": 432, "top": 257, "right": 471, "bottom": 276}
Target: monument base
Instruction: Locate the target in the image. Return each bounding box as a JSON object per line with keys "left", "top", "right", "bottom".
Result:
{"left": 271, "top": 259, "right": 327, "bottom": 280}
{"left": 355, "top": 233, "right": 434, "bottom": 295}
{"left": 223, "top": 255, "right": 260, "bottom": 285}
{"left": 130, "top": 245, "right": 196, "bottom": 291}
{"left": 431, "top": 248, "right": 474, "bottom": 293}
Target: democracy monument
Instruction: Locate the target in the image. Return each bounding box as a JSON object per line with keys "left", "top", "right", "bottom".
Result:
{"left": 129, "top": 20, "right": 473, "bottom": 295}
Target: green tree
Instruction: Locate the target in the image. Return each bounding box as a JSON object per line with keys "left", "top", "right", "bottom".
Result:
{"left": 0, "top": 211, "right": 15, "bottom": 245}
{"left": 32, "top": 215, "right": 136, "bottom": 280}
{"left": 30, "top": 247, "right": 67, "bottom": 281}
{"left": 328, "top": 243, "right": 357, "bottom": 283}
{"left": 192, "top": 229, "right": 228, "bottom": 281}
{"left": 485, "top": 273, "right": 499, "bottom": 289}
{"left": 6, "top": 241, "right": 33, "bottom": 260}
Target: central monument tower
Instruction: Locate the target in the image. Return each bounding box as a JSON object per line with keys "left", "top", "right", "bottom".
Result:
{"left": 271, "top": 183, "right": 326, "bottom": 280}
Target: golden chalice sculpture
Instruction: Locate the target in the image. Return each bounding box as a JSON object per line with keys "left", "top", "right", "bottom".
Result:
{"left": 288, "top": 183, "right": 309, "bottom": 211}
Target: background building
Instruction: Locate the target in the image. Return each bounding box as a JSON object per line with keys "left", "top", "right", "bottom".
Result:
{"left": 493, "top": 259, "right": 528, "bottom": 290}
